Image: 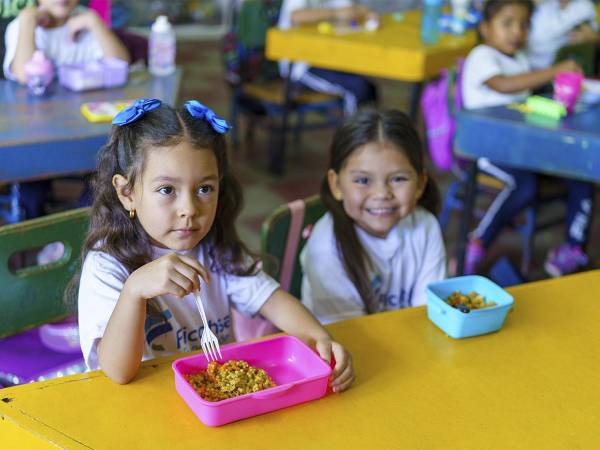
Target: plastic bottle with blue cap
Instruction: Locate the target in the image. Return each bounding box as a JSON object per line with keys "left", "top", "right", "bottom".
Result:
{"left": 421, "top": 0, "right": 442, "bottom": 44}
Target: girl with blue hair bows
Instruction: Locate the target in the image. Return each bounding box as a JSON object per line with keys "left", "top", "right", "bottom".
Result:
{"left": 76, "top": 99, "right": 354, "bottom": 389}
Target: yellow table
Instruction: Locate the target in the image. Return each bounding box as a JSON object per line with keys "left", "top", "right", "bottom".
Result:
{"left": 266, "top": 11, "right": 477, "bottom": 83}
{"left": 2, "top": 271, "right": 599, "bottom": 449}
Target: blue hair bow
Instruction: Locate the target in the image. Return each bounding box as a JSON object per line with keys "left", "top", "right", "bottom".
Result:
{"left": 184, "top": 100, "right": 231, "bottom": 134}
{"left": 112, "top": 98, "right": 162, "bottom": 126}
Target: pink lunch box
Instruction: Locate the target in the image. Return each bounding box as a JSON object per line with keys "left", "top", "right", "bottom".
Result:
{"left": 172, "top": 335, "right": 332, "bottom": 426}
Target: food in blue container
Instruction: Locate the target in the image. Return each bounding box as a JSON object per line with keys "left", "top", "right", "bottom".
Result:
{"left": 427, "top": 276, "right": 514, "bottom": 338}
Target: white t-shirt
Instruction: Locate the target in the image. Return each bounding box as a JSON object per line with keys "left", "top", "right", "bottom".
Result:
{"left": 78, "top": 244, "right": 279, "bottom": 370}
{"left": 528, "top": 0, "right": 597, "bottom": 70}
{"left": 462, "top": 44, "right": 531, "bottom": 110}
{"left": 3, "top": 6, "right": 104, "bottom": 80}
{"left": 300, "top": 207, "right": 446, "bottom": 324}
{"left": 277, "top": 0, "right": 351, "bottom": 81}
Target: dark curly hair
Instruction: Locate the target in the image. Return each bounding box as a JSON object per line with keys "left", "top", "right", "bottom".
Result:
{"left": 321, "top": 109, "right": 440, "bottom": 314}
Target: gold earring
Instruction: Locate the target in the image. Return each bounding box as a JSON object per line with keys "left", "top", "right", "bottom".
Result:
{"left": 129, "top": 209, "right": 135, "bottom": 219}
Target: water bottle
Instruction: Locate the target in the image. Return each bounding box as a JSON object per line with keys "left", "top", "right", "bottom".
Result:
{"left": 421, "top": 0, "right": 442, "bottom": 45}
{"left": 24, "top": 50, "right": 54, "bottom": 96}
{"left": 450, "top": 0, "right": 470, "bottom": 35}
{"left": 149, "top": 15, "right": 176, "bottom": 76}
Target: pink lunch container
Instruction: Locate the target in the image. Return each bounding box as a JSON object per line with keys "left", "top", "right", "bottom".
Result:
{"left": 172, "top": 335, "right": 332, "bottom": 426}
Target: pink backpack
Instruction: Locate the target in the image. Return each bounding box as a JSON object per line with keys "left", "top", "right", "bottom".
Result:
{"left": 420, "top": 59, "right": 464, "bottom": 171}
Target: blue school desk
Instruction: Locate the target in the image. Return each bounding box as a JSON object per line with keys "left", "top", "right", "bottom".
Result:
{"left": 453, "top": 103, "right": 600, "bottom": 274}
{"left": 1, "top": 270, "right": 599, "bottom": 448}
{"left": 0, "top": 69, "right": 182, "bottom": 222}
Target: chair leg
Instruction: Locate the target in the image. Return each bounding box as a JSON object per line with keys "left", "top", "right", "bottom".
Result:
{"left": 439, "top": 181, "right": 462, "bottom": 229}
{"left": 294, "top": 111, "right": 304, "bottom": 147}
{"left": 230, "top": 91, "right": 240, "bottom": 149}
{"left": 520, "top": 207, "right": 536, "bottom": 275}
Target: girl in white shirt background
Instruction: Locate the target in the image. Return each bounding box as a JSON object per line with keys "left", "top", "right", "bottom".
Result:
{"left": 76, "top": 98, "right": 353, "bottom": 391}
{"left": 527, "top": 0, "right": 598, "bottom": 71}
{"left": 461, "top": 0, "right": 593, "bottom": 277}
{"left": 300, "top": 109, "right": 446, "bottom": 324}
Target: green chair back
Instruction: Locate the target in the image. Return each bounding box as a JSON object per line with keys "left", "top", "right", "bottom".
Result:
{"left": 0, "top": 208, "right": 90, "bottom": 339}
{"left": 238, "top": 0, "right": 282, "bottom": 49}
{"left": 554, "top": 42, "right": 596, "bottom": 77}
{"left": 261, "top": 195, "right": 327, "bottom": 298}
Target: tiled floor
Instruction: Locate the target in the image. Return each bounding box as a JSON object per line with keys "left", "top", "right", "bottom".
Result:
{"left": 9, "top": 39, "right": 598, "bottom": 282}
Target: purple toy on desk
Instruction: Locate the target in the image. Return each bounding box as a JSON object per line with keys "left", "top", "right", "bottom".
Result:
{"left": 58, "top": 57, "right": 128, "bottom": 91}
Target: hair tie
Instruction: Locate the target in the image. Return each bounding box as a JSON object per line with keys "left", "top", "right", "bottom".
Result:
{"left": 184, "top": 100, "right": 231, "bottom": 134}
{"left": 112, "top": 98, "right": 162, "bottom": 126}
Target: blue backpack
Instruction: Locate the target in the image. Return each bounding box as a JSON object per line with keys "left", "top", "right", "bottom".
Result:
{"left": 420, "top": 59, "right": 464, "bottom": 171}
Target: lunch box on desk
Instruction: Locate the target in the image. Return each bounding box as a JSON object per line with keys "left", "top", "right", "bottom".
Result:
{"left": 58, "top": 58, "right": 128, "bottom": 91}
{"left": 172, "top": 335, "right": 332, "bottom": 426}
{"left": 427, "top": 275, "right": 514, "bottom": 339}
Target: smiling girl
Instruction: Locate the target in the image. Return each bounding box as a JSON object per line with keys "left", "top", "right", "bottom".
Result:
{"left": 300, "top": 109, "right": 446, "bottom": 324}
{"left": 77, "top": 99, "right": 354, "bottom": 390}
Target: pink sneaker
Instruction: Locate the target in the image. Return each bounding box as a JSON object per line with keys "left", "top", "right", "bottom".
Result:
{"left": 544, "top": 243, "right": 588, "bottom": 277}
{"left": 464, "top": 239, "right": 486, "bottom": 275}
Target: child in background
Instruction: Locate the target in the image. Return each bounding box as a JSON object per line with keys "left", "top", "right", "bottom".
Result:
{"left": 300, "top": 109, "right": 446, "bottom": 324}
{"left": 462, "top": 0, "right": 594, "bottom": 276}
{"left": 3, "top": 0, "right": 129, "bottom": 222}
{"left": 278, "top": 0, "right": 378, "bottom": 115}
{"left": 77, "top": 99, "right": 354, "bottom": 390}
{"left": 528, "top": 0, "right": 598, "bottom": 71}
{"left": 4, "top": 0, "right": 129, "bottom": 83}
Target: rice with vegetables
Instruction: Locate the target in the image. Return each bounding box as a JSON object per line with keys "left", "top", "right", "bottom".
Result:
{"left": 185, "top": 360, "right": 276, "bottom": 402}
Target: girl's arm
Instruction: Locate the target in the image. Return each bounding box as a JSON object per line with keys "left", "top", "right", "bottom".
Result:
{"left": 486, "top": 59, "right": 581, "bottom": 94}
{"left": 96, "top": 283, "right": 148, "bottom": 384}
{"left": 67, "top": 9, "right": 130, "bottom": 62}
{"left": 10, "top": 7, "right": 43, "bottom": 84}
{"left": 98, "top": 253, "right": 209, "bottom": 383}
{"left": 290, "top": 5, "right": 369, "bottom": 26}
{"left": 259, "top": 289, "right": 355, "bottom": 392}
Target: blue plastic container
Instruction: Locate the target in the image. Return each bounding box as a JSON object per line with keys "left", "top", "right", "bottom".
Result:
{"left": 426, "top": 276, "right": 514, "bottom": 338}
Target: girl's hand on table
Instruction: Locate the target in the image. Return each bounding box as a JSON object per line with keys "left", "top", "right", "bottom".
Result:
{"left": 124, "top": 253, "right": 211, "bottom": 302}
{"left": 315, "top": 338, "right": 355, "bottom": 393}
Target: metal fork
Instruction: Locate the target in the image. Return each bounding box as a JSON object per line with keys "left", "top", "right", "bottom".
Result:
{"left": 193, "top": 289, "right": 222, "bottom": 363}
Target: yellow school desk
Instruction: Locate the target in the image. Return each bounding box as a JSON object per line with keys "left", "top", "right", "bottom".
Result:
{"left": 266, "top": 11, "right": 476, "bottom": 83}
{"left": 1, "top": 271, "right": 599, "bottom": 449}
